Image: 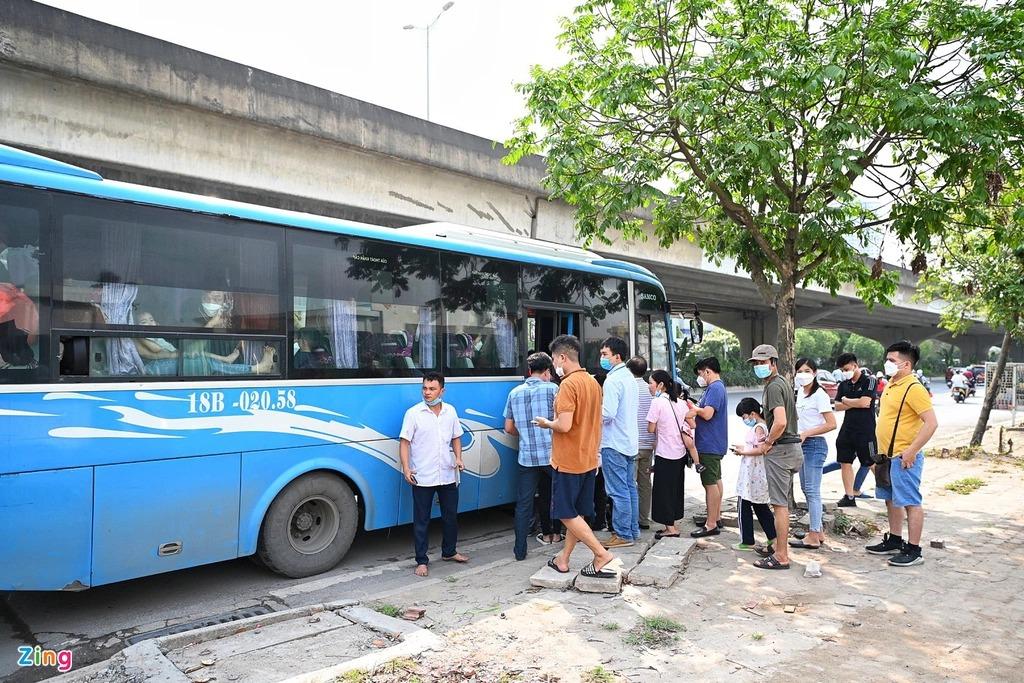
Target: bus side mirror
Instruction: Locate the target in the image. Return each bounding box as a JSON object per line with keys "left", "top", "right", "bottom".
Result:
{"left": 689, "top": 317, "right": 704, "bottom": 345}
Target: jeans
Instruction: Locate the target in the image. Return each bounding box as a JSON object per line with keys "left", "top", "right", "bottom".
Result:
{"left": 602, "top": 447, "right": 640, "bottom": 541}
{"left": 514, "top": 464, "right": 555, "bottom": 560}
{"left": 800, "top": 437, "right": 828, "bottom": 532}
{"left": 411, "top": 482, "right": 459, "bottom": 566}
{"left": 823, "top": 461, "right": 872, "bottom": 491}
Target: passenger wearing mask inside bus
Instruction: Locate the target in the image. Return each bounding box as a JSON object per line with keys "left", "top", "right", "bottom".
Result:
{"left": 133, "top": 311, "right": 179, "bottom": 376}
{"left": 294, "top": 327, "right": 332, "bottom": 369}
{"left": 183, "top": 290, "right": 276, "bottom": 375}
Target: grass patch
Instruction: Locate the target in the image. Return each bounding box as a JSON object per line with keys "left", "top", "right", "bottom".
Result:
{"left": 601, "top": 622, "right": 621, "bottom": 631}
{"left": 751, "top": 632, "right": 765, "bottom": 641}
{"left": 945, "top": 477, "right": 986, "bottom": 495}
{"left": 372, "top": 603, "right": 401, "bottom": 618}
{"left": 444, "top": 575, "right": 458, "bottom": 583}
{"left": 624, "top": 616, "right": 685, "bottom": 648}
{"left": 336, "top": 671, "right": 367, "bottom": 682}
{"left": 581, "top": 665, "right": 619, "bottom": 683}
{"left": 927, "top": 445, "right": 986, "bottom": 460}
{"left": 831, "top": 510, "right": 880, "bottom": 537}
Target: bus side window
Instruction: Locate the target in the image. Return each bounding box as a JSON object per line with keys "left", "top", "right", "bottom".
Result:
{"left": 0, "top": 188, "right": 45, "bottom": 380}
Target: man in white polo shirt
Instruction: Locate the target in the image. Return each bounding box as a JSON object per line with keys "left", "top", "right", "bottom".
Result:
{"left": 400, "top": 371, "right": 468, "bottom": 577}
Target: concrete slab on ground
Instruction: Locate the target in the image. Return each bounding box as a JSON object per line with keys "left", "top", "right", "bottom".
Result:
{"left": 628, "top": 535, "right": 700, "bottom": 588}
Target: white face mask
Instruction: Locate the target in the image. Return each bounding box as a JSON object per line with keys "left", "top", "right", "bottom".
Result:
{"left": 842, "top": 369, "right": 855, "bottom": 381}
{"left": 554, "top": 364, "right": 565, "bottom": 378}
{"left": 884, "top": 360, "right": 900, "bottom": 377}
{"left": 202, "top": 302, "right": 222, "bottom": 316}
{"left": 794, "top": 371, "right": 814, "bottom": 388}
{"left": 696, "top": 374, "right": 707, "bottom": 388}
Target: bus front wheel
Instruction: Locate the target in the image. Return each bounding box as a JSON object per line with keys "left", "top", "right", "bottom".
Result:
{"left": 257, "top": 473, "right": 358, "bottom": 578}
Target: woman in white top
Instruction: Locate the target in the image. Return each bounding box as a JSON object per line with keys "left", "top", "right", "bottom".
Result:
{"left": 792, "top": 358, "right": 836, "bottom": 549}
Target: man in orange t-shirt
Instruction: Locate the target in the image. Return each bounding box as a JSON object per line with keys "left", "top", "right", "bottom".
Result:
{"left": 534, "top": 335, "right": 616, "bottom": 579}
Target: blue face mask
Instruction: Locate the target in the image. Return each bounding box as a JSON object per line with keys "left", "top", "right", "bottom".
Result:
{"left": 753, "top": 364, "right": 772, "bottom": 380}
{"left": 599, "top": 357, "right": 614, "bottom": 371}
{"left": 424, "top": 397, "right": 442, "bottom": 407}
{"left": 743, "top": 418, "right": 757, "bottom": 428}
{"left": 654, "top": 390, "right": 662, "bottom": 398}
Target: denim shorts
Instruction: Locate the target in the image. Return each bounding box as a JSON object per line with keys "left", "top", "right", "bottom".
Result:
{"left": 875, "top": 452, "right": 924, "bottom": 507}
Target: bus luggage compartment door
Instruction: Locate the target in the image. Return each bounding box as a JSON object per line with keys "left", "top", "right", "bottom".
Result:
{"left": 0, "top": 468, "right": 93, "bottom": 591}
{"left": 92, "top": 453, "right": 241, "bottom": 586}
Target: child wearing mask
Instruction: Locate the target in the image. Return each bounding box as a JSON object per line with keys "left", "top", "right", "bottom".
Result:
{"left": 730, "top": 397, "right": 777, "bottom": 554}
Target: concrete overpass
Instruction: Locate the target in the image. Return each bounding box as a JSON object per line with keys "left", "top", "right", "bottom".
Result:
{"left": 0, "top": 0, "right": 1012, "bottom": 361}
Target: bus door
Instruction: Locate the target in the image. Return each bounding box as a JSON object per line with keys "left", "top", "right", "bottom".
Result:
{"left": 524, "top": 306, "right": 581, "bottom": 359}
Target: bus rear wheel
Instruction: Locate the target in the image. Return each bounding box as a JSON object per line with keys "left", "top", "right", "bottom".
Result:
{"left": 257, "top": 473, "right": 358, "bottom": 578}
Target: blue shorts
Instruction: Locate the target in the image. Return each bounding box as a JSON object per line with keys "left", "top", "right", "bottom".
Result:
{"left": 550, "top": 468, "right": 596, "bottom": 520}
{"left": 875, "top": 452, "right": 924, "bottom": 507}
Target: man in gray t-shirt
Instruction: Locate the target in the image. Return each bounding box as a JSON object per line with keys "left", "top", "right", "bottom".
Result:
{"left": 748, "top": 344, "right": 803, "bottom": 571}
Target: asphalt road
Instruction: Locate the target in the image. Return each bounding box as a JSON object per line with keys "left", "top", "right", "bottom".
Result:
{"left": 0, "top": 378, "right": 1006, "bottom": 681}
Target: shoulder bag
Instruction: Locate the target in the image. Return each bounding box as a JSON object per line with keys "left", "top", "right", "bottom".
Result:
{"left": 666, "top": 397, "right": 694, "bottom": 467}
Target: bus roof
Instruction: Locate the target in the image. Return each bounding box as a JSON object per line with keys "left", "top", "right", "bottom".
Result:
{"left": 0, "top": 144, "right": 664, "bottom": 291}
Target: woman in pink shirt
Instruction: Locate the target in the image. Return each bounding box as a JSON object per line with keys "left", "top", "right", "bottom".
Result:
{"left": 646, "top": 369, "right": 699, "bottom": 539}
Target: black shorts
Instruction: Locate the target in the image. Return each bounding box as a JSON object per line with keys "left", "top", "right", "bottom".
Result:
{"left": 550, "top": 468, "right": 596, "bottom": 520}
{"left": 836, "top": 434, "right": 876, "bottom": 467}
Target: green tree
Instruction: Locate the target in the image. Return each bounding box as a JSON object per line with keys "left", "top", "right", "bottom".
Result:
{"left": 506, "top": 0, "right": 1024, "bottom": 375}
{"left": 917, "top": 183, "right": 1024, "bottom": 446}
{"left": 795, "top": 329, "right": 840, "bottom": 366}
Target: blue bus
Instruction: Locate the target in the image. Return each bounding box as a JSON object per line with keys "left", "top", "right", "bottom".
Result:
{"left": 0, "top": 144, "right": 673, "bottom": 590}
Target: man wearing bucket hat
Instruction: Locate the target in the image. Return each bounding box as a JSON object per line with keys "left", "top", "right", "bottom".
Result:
{"left": 747, "top": 344, "right": 803, "bottom": 570}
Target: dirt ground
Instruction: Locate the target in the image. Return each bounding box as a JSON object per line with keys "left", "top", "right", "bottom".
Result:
{"left": 345, "top": 423, "right": 1024, "bottom": 683}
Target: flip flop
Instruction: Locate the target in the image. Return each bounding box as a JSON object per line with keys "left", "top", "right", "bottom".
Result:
{"left": 546, "top": 557, "right": 569, "bottom": 574}
{"left": 788, "top": 540, "right": 822, "bottom": 549}
{"left": 580, "top": 561, "right": 616, "bottom": 579}
{"left": 753, "top": 555, "right": 790, "bottom": 570}
{"left": 655, "top": 531, "right": 681, "bottom": 539}
{"left": 536, "top": 533, "right": 552, "bottom": 545}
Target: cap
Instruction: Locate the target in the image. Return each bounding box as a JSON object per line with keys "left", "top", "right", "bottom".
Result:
{"left": 747, "top": 344, "right": 778, "bottom": 362}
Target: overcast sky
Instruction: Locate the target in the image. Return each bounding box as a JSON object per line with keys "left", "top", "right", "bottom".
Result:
{"left": 38, "top": 0, "right": 577, "bottom": 142}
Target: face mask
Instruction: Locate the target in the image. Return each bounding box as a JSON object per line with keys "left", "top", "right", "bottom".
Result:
{"left": 424, "top": 396, "right": 442, "bottom": 407}
{"left": 753, "top": 364, "right": 772, "bottom": 380}
{"left": 554, "top": 364, "right": 565, "bottom": 378}
{"left": 842, "top": 370, "right": 855, "bottom": 381}
{"left": 696, "top": 375, "right": 707, "bottom": 388}
{"left": 599, "top": 357, "right": 613, "bottom": 371}
{"left": 654, "top": 390, "right": 662, "bottom": 398}
{"left": 794, "top": 372, "right": 814, "bottom": 387}
{"left": 884, "top": 360, "right": 899, "bottom": 377}
{"left": 743, "top": 418, "right": 757, "bottom": 428}
{"left": 202, "top": 302, "right": 222, "bottom": 316}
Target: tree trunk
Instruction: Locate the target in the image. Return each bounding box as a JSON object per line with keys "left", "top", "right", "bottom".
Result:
{"left": 774, "top": 278, "right": 798, "bottom": 379}
{"left": 971, "top": 328, "right": 1012, "bottom": 447}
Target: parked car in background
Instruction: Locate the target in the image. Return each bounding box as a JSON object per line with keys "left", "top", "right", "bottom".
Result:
{"left": 816, "top": 369, "right": 838, "bottom": 401}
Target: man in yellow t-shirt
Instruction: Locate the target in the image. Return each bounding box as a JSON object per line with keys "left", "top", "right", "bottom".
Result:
{"left": 865, "top": 341, "right": 937, "bottom": 567}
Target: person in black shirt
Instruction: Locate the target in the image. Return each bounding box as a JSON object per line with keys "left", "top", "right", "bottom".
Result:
{"left": 829, "top": 352, "right": 876, "bottom": 506}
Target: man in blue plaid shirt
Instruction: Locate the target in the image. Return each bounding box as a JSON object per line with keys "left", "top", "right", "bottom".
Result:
{"left": 504, "top": 351, "right": 561, "bottom": 560}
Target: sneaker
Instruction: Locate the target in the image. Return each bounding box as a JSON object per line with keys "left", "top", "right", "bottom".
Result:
{"left": 602, "top": 533, "right": 635, "bottom": 549}
{"left": 837, "top": 495, "right": 857, "bottom": 508}
{"left": 888, "top": 544, "right": 924, "bottom": 567}
{"left": 732, "top": 542, "right": 753, "bottom": 551}
{"left": 865, "top": 533, "right": 904, "bottom": 555}
{"left": 690, "top": 526, "right": 721, "bottom": 538}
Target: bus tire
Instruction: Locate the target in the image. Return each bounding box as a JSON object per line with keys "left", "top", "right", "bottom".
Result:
{"left": 256, "top": 473, "right": 358, "bottom": 578}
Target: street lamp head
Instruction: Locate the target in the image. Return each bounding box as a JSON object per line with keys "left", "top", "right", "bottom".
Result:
{"left": 442, "top": 2, "right": 454, "bottom": 10}
{"left": 402, "top": 24, "right": 415, "bottom": 30}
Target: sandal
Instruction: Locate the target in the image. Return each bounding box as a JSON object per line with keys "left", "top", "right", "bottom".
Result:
{"left": 546, "top": 557, "right": 569, "bottom": 574}
{"left": 753, "top": 543, "right": 775, "bottom": 557}
{"left": 788, "top": 540, "right": 821, "bottom": 550}
{"left": 655, "top": 530, "right": 680, "bottom": 539}
{"left": 580, "top": 561, "right": 616, "bottom": 579}
{"left": 536, "top": 533, "right": 552, "bottom": 546}
{"left": 753, "top": 555, "right": 790, "bottom": 570}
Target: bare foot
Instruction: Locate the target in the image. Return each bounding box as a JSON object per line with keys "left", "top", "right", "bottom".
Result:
{"left": 253, "top": 345, "right": 277, "bottom": 374}
{"left": 414, "top": 564, "right": 429, "bottom": 577}
{"left": 441, "top": 553, "right": 469, "bottom": 563}
{"left": 594, "top": 551, "right": 616, "bottom": 572}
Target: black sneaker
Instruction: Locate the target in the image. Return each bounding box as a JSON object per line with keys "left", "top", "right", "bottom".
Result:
{"left": 888, "top": 543, "right": 924, "bottom": 567}
{"left": 690, "top": 526, "right": 721, "bottom": 538}
{"left": 865, "top": 533, "right": 904, "bottom": 555}
{"left": 837, "top": 495, "right": 857, "bottom": 508}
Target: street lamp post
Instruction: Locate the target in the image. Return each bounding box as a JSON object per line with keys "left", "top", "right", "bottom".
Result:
{"left": 403, "top": 1, "right": 454, "bottom": 121}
